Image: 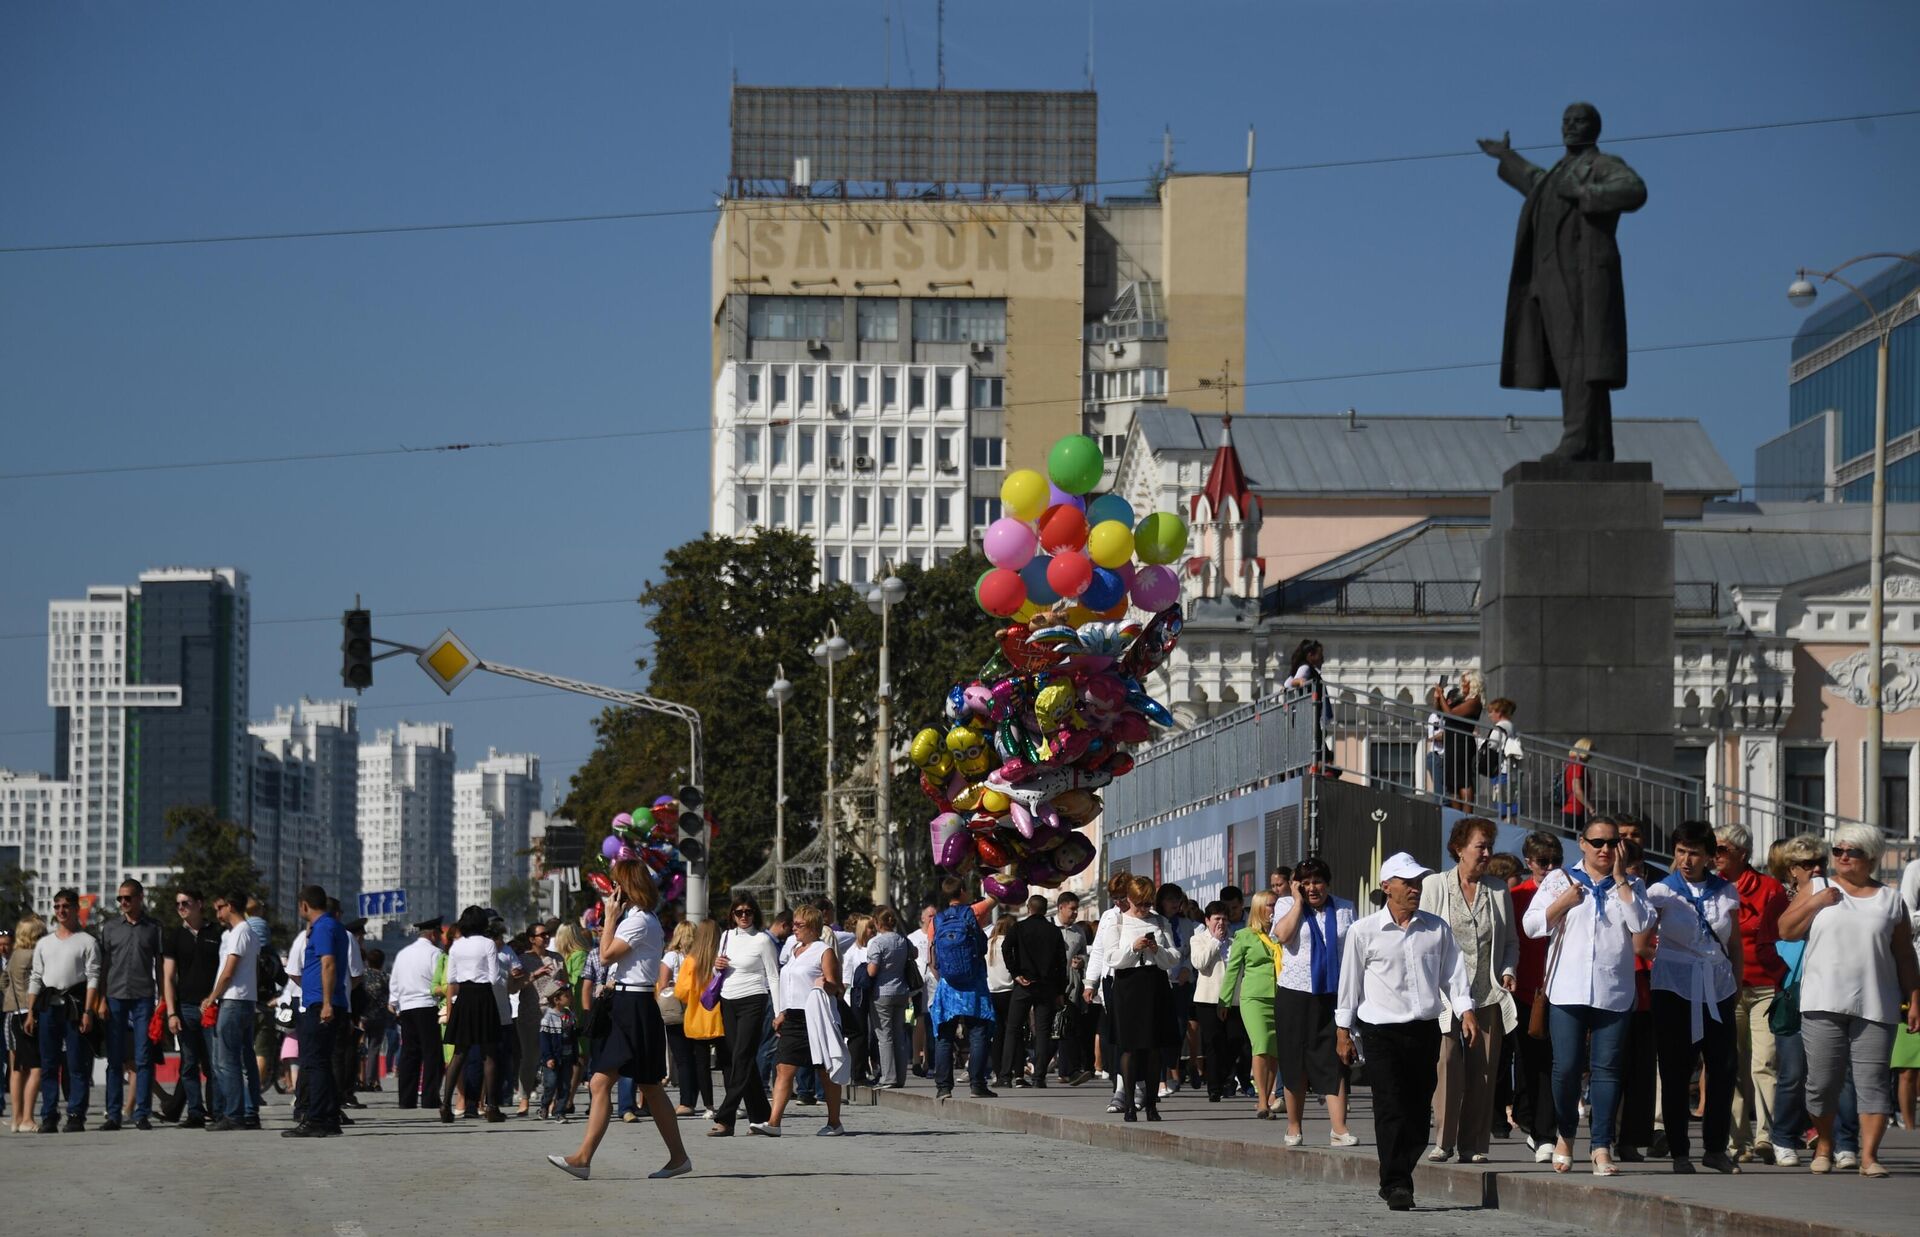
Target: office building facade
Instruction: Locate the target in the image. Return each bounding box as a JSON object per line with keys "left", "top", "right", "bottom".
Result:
{"left": 358, "top": 722, "right": 456, "bottom": 922}
{"left": 452, "top": 748, "right": 542, "bottom": 913}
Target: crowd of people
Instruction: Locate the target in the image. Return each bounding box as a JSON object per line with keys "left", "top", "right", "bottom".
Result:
{"left": 3, "top": 822, "right": 1917, "bottom": 1210}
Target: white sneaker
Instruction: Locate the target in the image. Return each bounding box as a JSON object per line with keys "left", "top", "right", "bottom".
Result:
{"left": 747, "top": 1121, "right": 781, "bottom": 1138}
{"left": 1427, "top": 1145, "right": 1453, "bottom": 1163}
{"left": 1772, "top": 1147, "right": 1799, "bottom": 1167}
{"left": 1330, "top": 1131, "right": 1358, "bottom": 1147}
{"left": 1835, "top": 1150, "right": 1859, "bottom": 1171}
{"left": 1158, "top": 1083, "right": 1173, "bottom": 1098}
{"left": 1535, "top": 1143, "right": 1556, "bottom": 1164}
{"left": 1283, "top": 1132, "right": 1303, "bottom": 1147}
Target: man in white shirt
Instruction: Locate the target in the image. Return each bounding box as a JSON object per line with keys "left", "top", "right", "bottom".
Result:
{"left": 203, "top": 890, "right": 262, "bottom": 1129}
{"left": 389, "top": 916, "right": 445, "bottom": 1109}
{"left": 1335, "top": 852, "right": 1476, "bottom": 1212}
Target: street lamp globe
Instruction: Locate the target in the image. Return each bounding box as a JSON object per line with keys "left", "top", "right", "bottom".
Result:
{"left": 767, "top": 676, "right": 793, "bottom": 707}
{"left": 1787, "top": 277, "right": 1818, "bottom": 309}
{"left": 868, "top": 574, "right": 908, "bottom": 615}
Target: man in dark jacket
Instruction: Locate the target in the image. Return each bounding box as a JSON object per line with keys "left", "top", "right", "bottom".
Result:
{"left": 1478, "top": 101, "right": 1647, "bottom": 463}
{"left": 1000, "top": 895, "right": 1068, "bottom": 1087}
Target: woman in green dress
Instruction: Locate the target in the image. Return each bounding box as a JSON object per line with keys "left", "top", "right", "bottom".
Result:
{"left": 1224, "top": 889, "right": 1283, "bottom": 1119}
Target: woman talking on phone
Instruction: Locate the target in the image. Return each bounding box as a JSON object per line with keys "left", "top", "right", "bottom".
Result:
{"left": 546, "top": 859, "right": 691, "bottom": 1181}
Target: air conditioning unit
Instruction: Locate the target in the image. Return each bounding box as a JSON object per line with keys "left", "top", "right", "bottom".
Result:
{"left": 970, "top": 340, "right": 991, "bottom": 356}
{"left": 827, "top": 456, "right": 846, "bottom": 469}
{"left": 806, "top": 338, "right": 825, "bottom": 352}
{"left": 828, "top": 402, "right": 847, "bottom": 416}
{"left": 937, "top": 461, "right": 959, "bottom": 474}
{"left": 853, "top": 455, "right": 875, "bottom": 471}
{"left": 1106, "top": 340, "right": 1125, "bottom": 356}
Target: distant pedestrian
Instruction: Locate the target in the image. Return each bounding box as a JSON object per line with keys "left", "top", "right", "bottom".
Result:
{"left": 863, "top": 906, "right": 914, "bottom": 1090}
{"left": 928, "top": 875, "right": 996, "bottom": 1102}
{"left": 753, "top": 904, "right": 850, "bottom": 1137}
{"left": 1000, "top": 895, "right": 1066, "bottom": 1090}
{"left": 1271, "top": 857, "right": 1356, "bottom": 1146}
{"left": 1105, "top": 875, "right": 1178, "bottom": 1122}
{"left": 25, "top": 887, "right": 101, "bottom": 1132}
{"left": 6, "top": 915, "right": 47, "bottom": 1133}
{"left": 1713, "top": 823, "right": 1788, "bottom": 1163}
{"left": 283, "top": 885, "right": 350, "bottom": 1138}
{"left": 539, "top": 987, "right": 578, "bottom": 1121}
{"left": 710, "top": 893, "right": 779, "bottom": 1135}
{"left": 439, "top": 906, "right": 503, "bottom": 1124}
{"left": 1562, "top": 739, "right": 1594, "bottom": 836}
{"left": 160, "top": 888, "right": 222, "bottom": 1128}
{"left": 203, "top": 890, "right": 262, "bottom": 1130}
{"left": 389, "top": 916, "right": 445, "bottom": 1108}
{"left": 1188, "top": 901, "right": 1239, "bottom": 1103}
{"left": 1509, "top": 830, "right": 1563, "bottom": 1162}
{"left": 99, "top": 878, "right": 164, "bottom": 1131}
{"left": 1222, "top": 890, "right": 1281, "bottom": 1119}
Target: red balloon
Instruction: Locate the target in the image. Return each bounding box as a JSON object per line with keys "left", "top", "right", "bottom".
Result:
{"left": 1038, "top": 504, "right": 1089, "bottom": 554}
{"left": 1047, "top": 551, "right": 1094, "bottom": 599}
{"left": 975, "top": 567, "right": 1028, "bottom": 617}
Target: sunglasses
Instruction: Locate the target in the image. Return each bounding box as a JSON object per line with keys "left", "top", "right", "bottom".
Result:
{"left": 732, "top": 908, "right": 754, "bottom": 918}
{"left": 117, "top": 895, "right": 138, "bottom": 903}
{"left": 1582, "top": 836, "right": 1620, "bottom": 848}
{"left": 1831, "top": 846, "right": 1868, "bottom": 861}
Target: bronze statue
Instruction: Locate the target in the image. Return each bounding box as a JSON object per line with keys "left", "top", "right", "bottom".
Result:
{"left": 1479, "top": 103, "right": 1646, "bottom": 463}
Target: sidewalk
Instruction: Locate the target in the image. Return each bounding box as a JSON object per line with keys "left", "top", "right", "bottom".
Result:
{"left": 854, "top": 1070, "right": 1919, "bottom": 1235}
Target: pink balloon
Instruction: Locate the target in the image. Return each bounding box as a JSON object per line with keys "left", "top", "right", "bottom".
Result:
{"left": 982, "top": 517, "right": 1038, "bottom": 569}
{"left": 1130, "top": 563, "right": 1181, "bottom": 612}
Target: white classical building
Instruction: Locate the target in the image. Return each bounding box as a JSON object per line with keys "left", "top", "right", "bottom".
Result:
{"left": 452, "top": 748, "right": 542, "bottom": 913}
{"left": 358, "top": 722, "right": 456, "bottom": 923}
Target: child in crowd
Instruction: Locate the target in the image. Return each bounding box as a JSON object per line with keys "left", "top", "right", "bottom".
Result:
{"left": 540, "top": 987, "right": 579, "bottom": 1122}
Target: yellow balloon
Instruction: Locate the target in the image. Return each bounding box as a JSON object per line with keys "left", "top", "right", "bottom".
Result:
{"left": 1001, "top": 469, "right": 1049, "bottom": 522}
{"left": 1087, "top": 519, "right": 1135, "bottom": 569}
{"left": 1065, "top": 604, "right": 1097, "bottom": 625}
{"left": 980, "top": 788, "right": 1011, "bottom": 815}
{"left": 1013, "top": 600, "right": 1041, "bottom": 623}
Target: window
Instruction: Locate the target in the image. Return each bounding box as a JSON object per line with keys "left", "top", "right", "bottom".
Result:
{"left": 857, "top": 299, "right": 898, "bottom": 341}
{"left": 855, "top": 372, "right": 871, "bottom": 408}
{"left": 971, "top": 497, "right": 1003, "bottom": 527}
{"left": 1100, "top": 433, "right": 1125, "bottom": 458}
{"left": 742, "top": 491, "right": 760, "bottom": 523}
{"left": 882, "top": 431, "right": 899, "bottom": 467}
{"left": 909, "top": 431, "right": 926, "bottom": 469}
{"left": 881, "top": 493, "right": 898, "bottom": 528}
{"left": 936, "top": 431, "right": 956, "bottom": 469}
{"left": 740, "top": 430, "right": 761, "bottom": 466}
{"left": 935, "top": 491, "right": 953, "bottom": 530}
{"left": 827, "top": 372, "right": 843, "bottom": 409}
{"left": 769, "top": 427, "right": 788, "bottom": 467}
{"left": 798, "top": 492, "right": 815, "bottom": 526}
{"left": 745, "top": 372, "right": 761, "bottom": 404}
{"left": 798, "top": 429, "right": 816, "bottom": 467}
{"left": 911, "top": 298, "right": 1007, "bottom": 343}
{"left": 771, "top": 371, "right": 788, "bottom": 405}
{"left": 748, "top": 295, "right": 842, "bottom": 341}
{"left": 826, "top": 489, "right": 842, "bottom": 527}
{"left": 852, "top": 552, "right": 869, "bottom": 584}
{"left": 1673, "top": 745, "right": 1709, "bottom": 821}
{"left": 854, "top": 431, "right": 872, "bottom": 462}
{"left": 1366, "top": 740, "right": 1416, "bottom": 792}
{"left": 1882, "top": 746, "right": 1911, "bottom": 835}
{"left": 823, "top": 553, "right": 841, "bottom": 585}
{"left": 853, "top": 492, "right": 870, "bottom": 527}
{"left": 936, "top": 371, "right": 955, "bottom": 410}
{"left": 770, "top": 492, "right": 787, "bottom": 524}
{"left": 826, "top": 428, "right": 845, "bottom": 463}
{"left": 800, "top": 372, "right": 816, "bottom": 406}
{"left": 908, "top": 493, "right": 925, "bottom": 529}
{"left": 1783, "top": 747, "right": 1827, "bottom": 813}
{"left": 971, "top": 376, "right": 1003, "bottom": 408}
{"left": 882, "top": 372, "right": 898, "bottom": 408}
{"left": 970, "top": 436, "right": 1004, "bottom": 469}
{"left": 1144, "top": 367, "right": 1167, "bottom": 396}
{"left": 909, "top": 373, "right": 926, "bottom": 409}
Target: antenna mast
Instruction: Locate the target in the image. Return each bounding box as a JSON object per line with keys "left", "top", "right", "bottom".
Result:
{"left": 884, "top": 0, "right": 891, "bottom": 88}
{"left": 937, "top": 0, "right": 945, "bottom": 90}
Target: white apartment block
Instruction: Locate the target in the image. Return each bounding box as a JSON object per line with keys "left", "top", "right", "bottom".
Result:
{"left": 250, "top": 698, "right": 360, "bottom": 919}
{"left": 358, "top": 722, "right": 456, "bottom": 924}
{"left": 0, "top": 772, "right": 82, "bottom": 907}
{"left": 710, "top": 358, "right": 981, "bottom": 585}
{"left": 452, "top": 748, "right": 542, "bottom": 913}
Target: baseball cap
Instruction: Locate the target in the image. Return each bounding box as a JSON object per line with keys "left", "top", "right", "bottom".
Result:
{"left": 1379, "top": 852, "right": 1433, "bottom": 883}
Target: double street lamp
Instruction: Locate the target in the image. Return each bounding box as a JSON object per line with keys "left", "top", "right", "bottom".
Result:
{"left": 867, "top": 574, "right": 908, "bottom": 906}
{"left": 813, "top": 622, "right": 852, "bottom": 906}
{"left": 766, "top": 665, "right": 794, "bottom": 912}
{"left": 1788, "top": 252, "right": 1920, "bottom": 829}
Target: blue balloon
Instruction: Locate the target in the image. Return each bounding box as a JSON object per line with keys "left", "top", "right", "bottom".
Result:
{"left": 1081, "top": 566, "right": 1125, "bottom": 611}
{"left": 1021, "top": 554, "right": 1060, "bottom": 604}
{"left": 1085, "top": 493, "right": 1136, "bottom": 530}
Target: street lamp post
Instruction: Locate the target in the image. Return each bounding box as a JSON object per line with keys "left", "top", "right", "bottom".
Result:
{"left": 767, "top": 666, "right": 794, "bottom": 913}
{"left": 1788, "top": 253, "right": 1920, "bottom": 828}
{"left": 812, "top": 623, "right": 852, "bottom": 907}
{"left": 867, "top": 574, "right": 909, "bottom": 906}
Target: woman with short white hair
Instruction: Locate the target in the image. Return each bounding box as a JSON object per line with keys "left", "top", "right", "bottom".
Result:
{"left": 1778, "top": 823, "right": 1920, "bottom": 1178}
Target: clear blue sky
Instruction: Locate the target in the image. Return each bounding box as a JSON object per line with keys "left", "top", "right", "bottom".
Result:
{"left": 3, "top": 1, "right": 1916, "bottom": 797}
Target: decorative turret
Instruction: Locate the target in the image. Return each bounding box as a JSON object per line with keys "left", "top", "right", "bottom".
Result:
{"left": 1187, "top": 412, "right": 1264, "bottom": 600}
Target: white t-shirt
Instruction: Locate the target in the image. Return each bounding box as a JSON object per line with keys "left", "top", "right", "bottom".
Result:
{"left": 605, "top": 908, "right": 663, "bottom": 990}
{"left": 219, "top": 922, "right": 259, "bottom": 1003}
{"left": 1800, "top": 884, "right": 1906, "bottom": 1023}
{"left": 660, "top": 949, "right": 684, "bottom": 996}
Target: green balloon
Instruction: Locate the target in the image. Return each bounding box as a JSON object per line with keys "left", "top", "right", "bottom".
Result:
{"left": 1047, "top": 435, "right": 1105, "bottom": 495}
{"left": 1134, "top": 512, "right": 1190, "bottom": 565}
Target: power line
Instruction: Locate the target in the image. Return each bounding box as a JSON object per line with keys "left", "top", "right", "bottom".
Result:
{"left": 2, "top": 107, "right": 1913, "bottom": 256}
{"left": 0, "top": 595, "right": 651, "bottom": 641}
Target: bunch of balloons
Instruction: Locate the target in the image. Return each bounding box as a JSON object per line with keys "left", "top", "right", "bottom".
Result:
{"left": 587, "top": 794, "right": 689, "bottom": 903}
{"left": 973, "top": 434, "right": 1189, "bottom": 624}
{"left": 924, "top": 434, "right": 1189, "bottom": 902}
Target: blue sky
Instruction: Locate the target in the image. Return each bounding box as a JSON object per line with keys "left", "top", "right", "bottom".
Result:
{"left": 3, "top": 1, "right": 1916, "bottom": 797}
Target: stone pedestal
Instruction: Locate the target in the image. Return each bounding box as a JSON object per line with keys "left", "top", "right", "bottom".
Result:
{"left": 1480, "top": 460, "right": 1673, "bottom": 773}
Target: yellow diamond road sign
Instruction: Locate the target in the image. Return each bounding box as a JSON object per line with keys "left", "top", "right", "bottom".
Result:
{"left": 418, "top": 630, "right": 480, "bottom": 695}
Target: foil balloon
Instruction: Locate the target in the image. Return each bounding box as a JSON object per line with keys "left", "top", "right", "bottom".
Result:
{"left": 930, "top": 813, "right": 970, "bottom": 868}
{"left": 982, "top": 870, "right": 1029, "bottom": 903}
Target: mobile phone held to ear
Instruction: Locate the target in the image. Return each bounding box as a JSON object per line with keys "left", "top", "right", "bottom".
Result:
{"left": 1436, "top": 673, "right": 1449, "bottom": 687}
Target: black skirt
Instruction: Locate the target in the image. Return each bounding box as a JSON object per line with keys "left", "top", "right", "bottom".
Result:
{"left": 775, "top": 1008, "right": 815, "bottom": 1068}
{"left": 1110, "top": 966, "right": 1171, "bottom": 1052}
{"left": 590, "top": 989, "right": 667, "bottom": 1084}
{"left": 447, "top": 982, "right": 499, "bottom": 1054}
{"left": 1275, "top": 987, "right": 1346, "bottom": 1097}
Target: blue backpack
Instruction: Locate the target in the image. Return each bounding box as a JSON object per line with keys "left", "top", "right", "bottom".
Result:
{"left": 933, "top": 905, "right": 983, "bottom": 987}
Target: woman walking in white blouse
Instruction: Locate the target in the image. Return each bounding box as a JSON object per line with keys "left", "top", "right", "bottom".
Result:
{"left": 1419, "top": 818, "right": 1518, "bottom": 1164}
{"left": 1636, "top": 819, "right": 1744, "bottom": 1174}
{"left": 1270, "top": 856, "right": 1357, "bottom": 1146}
{"left": 1778, "top": 823, "right": 1920, "bottom": 1178}
{"left": 1105, "top": 874, "right": 1179, "bottom": 1122}
{"left": 709, "top": 894, "right": 780, "bottom": 1136}
{"left": 1522, "top": 812, "right": 1650, "bottom": 1176}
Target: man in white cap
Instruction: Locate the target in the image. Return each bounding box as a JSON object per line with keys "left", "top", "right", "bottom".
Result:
{"left": 1336, "top": 852, "right": 1477, "bottom": 1212}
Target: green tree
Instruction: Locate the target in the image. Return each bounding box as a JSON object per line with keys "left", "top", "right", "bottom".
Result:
{"left": 152, "top": 805, "right": 266, "bottom": 929}
{"left": 0, "top": 862, "right": 38, "bottom": 928}
{"left": 491, "top": 876, "right": 540, "bottom": 928}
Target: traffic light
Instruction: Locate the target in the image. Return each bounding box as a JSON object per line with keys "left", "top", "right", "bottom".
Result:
{"left": 341, "top": 608, "right": 373, "bottom": 691}
{"left": 676, "top": 783, "right": 707, "bottom": 864}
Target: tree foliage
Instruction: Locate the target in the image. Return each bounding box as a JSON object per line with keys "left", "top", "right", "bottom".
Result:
{"left": 0, "top": 863, "right": 37, "bottom": 929}
{"left": 561, "top": 530, "right": 999, "bottom": 915}
{"left": 152, "top": 805, "right": 267, "bottom": 930}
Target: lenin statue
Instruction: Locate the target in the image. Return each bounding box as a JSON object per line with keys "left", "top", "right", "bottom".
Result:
{"left": 1479, "top": 103, "right": 1646, "bottom": 463}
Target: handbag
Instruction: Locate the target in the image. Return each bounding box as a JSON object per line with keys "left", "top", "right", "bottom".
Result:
{"left": 1769, "top": 955, "right": 1802, "bottom": 1037}
{"left": 700, "top": 970, "right": 726, "bottom": 1012}
{"left": 1529, "top": 896, "right": 1569, "bottom": 1041}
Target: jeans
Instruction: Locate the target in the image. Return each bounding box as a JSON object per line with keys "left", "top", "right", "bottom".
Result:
{"left": 617, "top": 1076, "right": 640, "bottom": 1116}
{"left": 37, "top": 1002, "right": 92, "bottom": 1120}
{"left": 934, "top": 1015, "right": 991, "bottom": 1095}
{"left": 104, "top": 996, "right": 156, "bottom": 1123}
{"left": 174, "top": 1019, "right": 214, "bottom": 1119}
{"left": 215, "top": 1001, "right": 261, "bottom": 1121}
{"left": 540, "top": 1060, "right": 574, "bottom": 1118}
{"left": 1548, "top": 1003, "right": 1631, "bottom": 1150}
{"left": 298, "top": 1006, "right": 339, "bottom": 1128}
{"left": 870, "top": 996, "right": 910, "bottom": 1086}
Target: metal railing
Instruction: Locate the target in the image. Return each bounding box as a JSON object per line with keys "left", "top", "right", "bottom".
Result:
{"left": 1106, "top": 680, "right": 1871, "bottom": 862}
{"left": 1267, "top": 580, "right": 1721, "bottom": 620}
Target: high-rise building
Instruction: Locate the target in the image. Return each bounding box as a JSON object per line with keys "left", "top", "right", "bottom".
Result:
{"left": 250, "top": 698, "right": 360, "bottom": 919}
{"left": 358, "top": 722, "right": 456, "bottom": 922}
{"left": 708, "top": 86, "right": 1247, "bottom": 584}
{"left": 1755, "top": 252, "right": 1919, "bottom": 503}
{"left": 452, "top": 748, "right": 541, "bottom": 913}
